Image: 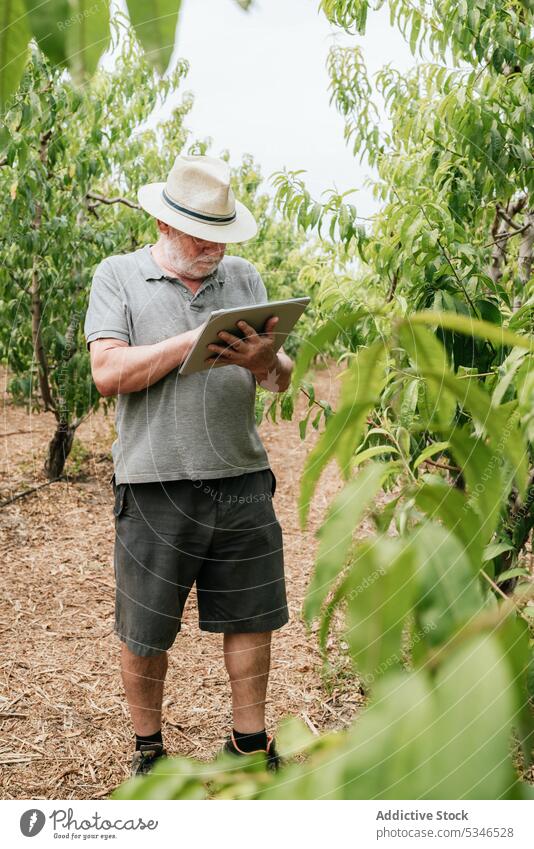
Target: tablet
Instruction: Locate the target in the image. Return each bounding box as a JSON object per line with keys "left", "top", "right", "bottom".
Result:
{"left": 178, "top": 296, "right": 311, "bottom": 376}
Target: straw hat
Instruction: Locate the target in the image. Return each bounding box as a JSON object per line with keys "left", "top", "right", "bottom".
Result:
{"left": 137, "top": 154, "right": 258, "bottom": 243}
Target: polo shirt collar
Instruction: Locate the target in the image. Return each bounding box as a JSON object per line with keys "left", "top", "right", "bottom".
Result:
{"left": 139, "top": 243, "right": 226, "bottom": 286}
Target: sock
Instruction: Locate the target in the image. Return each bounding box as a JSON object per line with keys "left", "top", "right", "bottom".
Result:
{"left": 135, "top": 729, "right": 162, "bottom": 751}
{"left": 232, "top": 727, "right": 268, "bottom": 753}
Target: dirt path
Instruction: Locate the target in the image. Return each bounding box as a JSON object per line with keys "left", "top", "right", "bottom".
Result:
{"left": 0, "top": 361, "right": 370, "bottom": 799}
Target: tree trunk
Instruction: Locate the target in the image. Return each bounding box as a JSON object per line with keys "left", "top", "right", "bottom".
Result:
{"left": 496, "top": 469, "right": 534, "bottom": 595}
{"left": 488, "top": 195, "right": 528, "bottom": 288}
{"left": 31, "top": 259, "right": 56, "bottom": 414}
{"left": 45, "top": 422, "right": 76, "bottom": 480}
{"left": 488, "top": 204, "right": 510, "bottom": 285}
{"left": 514, "top": 209, "right": 534, "bottom": 311}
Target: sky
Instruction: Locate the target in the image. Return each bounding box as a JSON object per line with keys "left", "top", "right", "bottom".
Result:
{"left": 132, "top": 0, "right": 416, "bottom": 220}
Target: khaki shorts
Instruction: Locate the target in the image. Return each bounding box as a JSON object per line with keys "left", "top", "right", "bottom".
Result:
{"left": 111, "top": 469, "right": 289, "bottom": 656}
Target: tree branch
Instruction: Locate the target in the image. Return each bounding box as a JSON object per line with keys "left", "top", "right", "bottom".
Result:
{"left": 483, "top": 220, "right": 531, "bottom": 249}
{"left": 0, "top": 475, "right": 66, "bottom": 510}
{"left": 386, "top": 271, "right": 398, "bottom": 303}
{"left": 86, "top": 192, "right": 140, "bottom": 210}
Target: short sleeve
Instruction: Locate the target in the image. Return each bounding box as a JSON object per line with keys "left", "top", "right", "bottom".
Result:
{"left": 250, "top": 268, "right": 268, "bottom": 304}
{"left": 84, "top": 259, "right": 130, "bottom": 351}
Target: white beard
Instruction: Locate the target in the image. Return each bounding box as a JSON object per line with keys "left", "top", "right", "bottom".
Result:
{"left": 161, "top": 232, "right": 223, "bottom": 279}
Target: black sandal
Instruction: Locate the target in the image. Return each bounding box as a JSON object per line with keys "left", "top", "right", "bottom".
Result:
{"left": 130, "top": 742, "right": 167, "bottom": 777}
{"left": 222, "top": 730, "right": 282, "bottom": 772}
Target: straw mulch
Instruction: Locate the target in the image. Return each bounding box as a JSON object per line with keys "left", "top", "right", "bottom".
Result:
{"left": 0, "top": 360, "right": 371, "bottom": 800}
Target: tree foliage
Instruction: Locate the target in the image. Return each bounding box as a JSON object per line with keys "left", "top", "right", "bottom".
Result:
{"left": 0, "top": 0, "right": 254, "bottom": 108}
{"left": 0, "top": 36, "right": 191, "bottom": 476}
{"left": 273, "top": 0, "right": 534, "bottom": 575}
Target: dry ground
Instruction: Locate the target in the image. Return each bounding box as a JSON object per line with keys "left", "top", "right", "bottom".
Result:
{"left": 0, "top": 361, "right": 371, "bottom": 799}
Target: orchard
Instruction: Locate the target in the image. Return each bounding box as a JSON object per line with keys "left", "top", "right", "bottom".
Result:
{"left": 0, "top": 0, "right": 533, "bottom": 804}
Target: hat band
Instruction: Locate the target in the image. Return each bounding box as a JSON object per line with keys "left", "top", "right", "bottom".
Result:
{"left": 161, "top": 189, "right": 237, "bottom": 225}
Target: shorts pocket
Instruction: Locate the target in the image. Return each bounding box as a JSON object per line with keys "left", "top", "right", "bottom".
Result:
{"left": 113, "top": 481, "right": 127, "bottom": 518}
{"left": 269, "top": 468, "right": 277, "bottom": 498}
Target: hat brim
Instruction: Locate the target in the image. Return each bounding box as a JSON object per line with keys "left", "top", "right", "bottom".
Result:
{"left": 137, "top": 183, "right": 258, "bottom": 243}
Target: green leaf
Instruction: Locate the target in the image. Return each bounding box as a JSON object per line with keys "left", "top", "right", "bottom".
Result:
{"left": 496, "top": 567, "right": 529, "bottom": 583}
{"left": 398, "top": 323, "right": 456, "bottom": 428}
{"left": 413, "top": 440, "right": 450, "bottom": 472}
{"left": 398, "top": 378, "right": 419, "bottom": 428}
{"left": 66, "top": 0, "right": 111, "bottom": 82}
{"left": 409, "top": 14, "right": 421, "bottom": 56}
{"left": 0, "top": 0, "right": 30, "bottom": 108}
{"left": 303, "top": 462, "right": 392, "bottom": 623}
{"left": 482, "top": 542, "right": 515, "bottom": 562}
{"left": 128, "top": 0, "right": 183, "bottom": 74}
{"left": 423, "top": 372, "right": 528, "bottom": 497}
{"left": 414, "top": 478, "right": 481, "bottom": 570}
{"left": 112, "top": 755, "right": 207, "bottom": 799}
{"left": 448, "top": 428, "right": 509, "bottom": 548}
{"left": 496, "top": 615, "right": 534, "bottom": 768}
{"left": 298, "top": 339, "right": 387, "bottom": 528}
{"left": 396, "top": 425, "right": 410, "bottom": 456}
{"left": 412, "top": 523, "right": 485, "bottom": 644}
{"left": 340, "top": 670, "right": 435, "bottom": 800}
{"left": 492, "top": 348, "right": 529, "bottom": 407}
{"left": 280, "top": 392, "right": 294, "bottom": 420}
{"left": 429, "top": 635, "right": 516, "bottom": 799}
{"left": 298, "top": 410, "right": 311, "bottom": 440}
{"left": 292, "top": 305, "right": 366, "bottom": 392}
{"left": 352, "top": 444, "right": 401, "bottom": 467}
{"left": 523, "top": 63, "right": 534, "bottom": 87}
{"left": 275, "top": 717, "right": 317, "bottom": 759}
{"left": 343, "top": 537, "right": 417, "bottom": 683}
{"left": 311, "top": 408, "right": 322, "bottom": 429}
{"left": 411, "top": 310, "right": 534, "bottom": 351}
{"left": 25, "top": 0, "right": 68, "bottom": 67}
{"left": 373, "top": 494, "right": 400, "bottom": 533}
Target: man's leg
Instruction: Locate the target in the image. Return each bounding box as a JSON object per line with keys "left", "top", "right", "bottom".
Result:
{"left": 223, "top": 631, "right": 272, "bottom": 732}
{"left": 120, "top": 643, "right": 168, "bottom": 735}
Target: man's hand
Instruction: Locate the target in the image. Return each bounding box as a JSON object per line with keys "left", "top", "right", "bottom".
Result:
{"left": 205, "top": 316, "right": 279, "bottom": 375}
{"left": 205, "top": 316, "right": 293, "bottom": 392}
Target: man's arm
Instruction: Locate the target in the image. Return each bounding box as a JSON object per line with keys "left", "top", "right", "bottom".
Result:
{"left": 89, "top": 326, "right": 204, "bottom": 396}
{"left": 254, "top": 349, "right": 294, "bottom": 393}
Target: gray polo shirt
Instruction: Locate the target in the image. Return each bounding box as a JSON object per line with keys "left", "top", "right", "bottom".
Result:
{"left": 84, "top": 244, "right": 272, "bottom": 484}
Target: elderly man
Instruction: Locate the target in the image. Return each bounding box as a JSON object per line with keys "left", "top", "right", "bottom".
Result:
{"left": 84, "top": 155, "right": 293, "bottom": 776}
